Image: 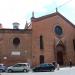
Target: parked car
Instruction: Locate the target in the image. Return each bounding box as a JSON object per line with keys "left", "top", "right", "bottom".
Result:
{"left": 0, "top": 64, "right": 7, "bottom": 72}
{"left": 32, "top": 63, "right": 55, "bottom": 72}
{"left": 7, "top": 63, "right": 30, "bottom": 72}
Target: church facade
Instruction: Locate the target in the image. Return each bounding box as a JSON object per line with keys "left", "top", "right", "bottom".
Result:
{"left": 0, "top": 11, "right": 75, "bottom": 67}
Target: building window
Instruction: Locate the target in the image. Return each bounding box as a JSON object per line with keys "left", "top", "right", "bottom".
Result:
{"left": 40, "top": 35, "right": 44, "bottom": 49}
{"left": 40, "top": 55, "right": 44, "bottom": 64}
{"left": 55, "top": 26, "right": 63, "bottom": 35}
{"left": 13, "top": 37, "right": 20, "bottom": 46}
{"left": 73, "top": 39, "right": 75, "bottom": 51}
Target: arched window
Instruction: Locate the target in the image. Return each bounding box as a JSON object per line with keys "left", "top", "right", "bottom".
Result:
{"left": 13, "top": 37, "right": 20, "bottom": 46}
{"left": 55, "top": 26, "right": 63, "bottom": 35}
{"left": 40, "top": 35, "right": 44, "bottom": 49}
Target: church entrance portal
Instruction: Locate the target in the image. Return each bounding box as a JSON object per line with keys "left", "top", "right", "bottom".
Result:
{"left": 55, "top": 40, "right": 65, "bottom": 65}
{"left": 57, "top": 51, "right": 63, "bottom": 65}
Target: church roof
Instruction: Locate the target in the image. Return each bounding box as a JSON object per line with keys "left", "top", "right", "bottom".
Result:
{"left": 28, "top": 12, "right": 75, "bottom": 29}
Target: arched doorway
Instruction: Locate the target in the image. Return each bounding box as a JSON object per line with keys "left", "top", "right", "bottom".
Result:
{"left": 40, "top": 55, "right": 44, "bottom": 64}
{"left": 57, "top": 51, "right": 63, "bottom": 65}
{"left": 55, "top": 40, "right": 65, "bottom": 65}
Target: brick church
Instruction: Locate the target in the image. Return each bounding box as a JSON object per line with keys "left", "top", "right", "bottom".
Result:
{"left": 0, "top": 11, "right": 75, "bottom": 67}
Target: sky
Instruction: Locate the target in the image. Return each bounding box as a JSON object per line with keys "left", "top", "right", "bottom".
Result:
{"left": 0, "top": 0, "right": 75, "bottom": 29}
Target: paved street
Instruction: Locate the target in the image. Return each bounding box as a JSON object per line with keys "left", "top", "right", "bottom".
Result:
{"left": 0, "top": 66, "right": 75, "bottom": 75}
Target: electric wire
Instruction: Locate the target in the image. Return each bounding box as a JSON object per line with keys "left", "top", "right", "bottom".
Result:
{"left": 56, "top": 0, "right": 73, "bottom": 9}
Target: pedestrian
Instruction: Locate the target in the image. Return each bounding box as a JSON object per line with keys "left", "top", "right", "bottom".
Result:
{"left": 57, "top": 63, "right": 60, "bottom": 70}
{"left": 52, "top": 61, "right": 57, "bottom": 68}
{"left": 69, "top": 59, "right": 72, "bottom": 67}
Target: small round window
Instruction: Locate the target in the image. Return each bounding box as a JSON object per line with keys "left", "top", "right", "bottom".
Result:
{"left": 13, "top": 37, "right": 20, "bottom": 46}
{"left": 55, "top": 26, "right": 63, "bottom": 35}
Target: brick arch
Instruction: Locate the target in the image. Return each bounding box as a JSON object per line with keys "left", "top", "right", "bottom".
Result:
{"left": 56, "top": 40, "right": 65, "bottom": 52}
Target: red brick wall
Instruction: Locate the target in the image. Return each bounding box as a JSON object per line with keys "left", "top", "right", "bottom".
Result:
{"left": 32, "top": 14, "right": 75, "bottom": 66}
{"left": 0, "top": 30, "right": 32, "bottom": 66}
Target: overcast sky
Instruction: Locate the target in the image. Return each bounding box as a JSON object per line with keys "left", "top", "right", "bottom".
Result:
{"left": 0, "top": 0, "right": 74, "bottom": 29}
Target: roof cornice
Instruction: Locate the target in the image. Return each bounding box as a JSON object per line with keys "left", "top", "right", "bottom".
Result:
{"left": 0, "top": 29, "right": 32, "bottom": 33}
